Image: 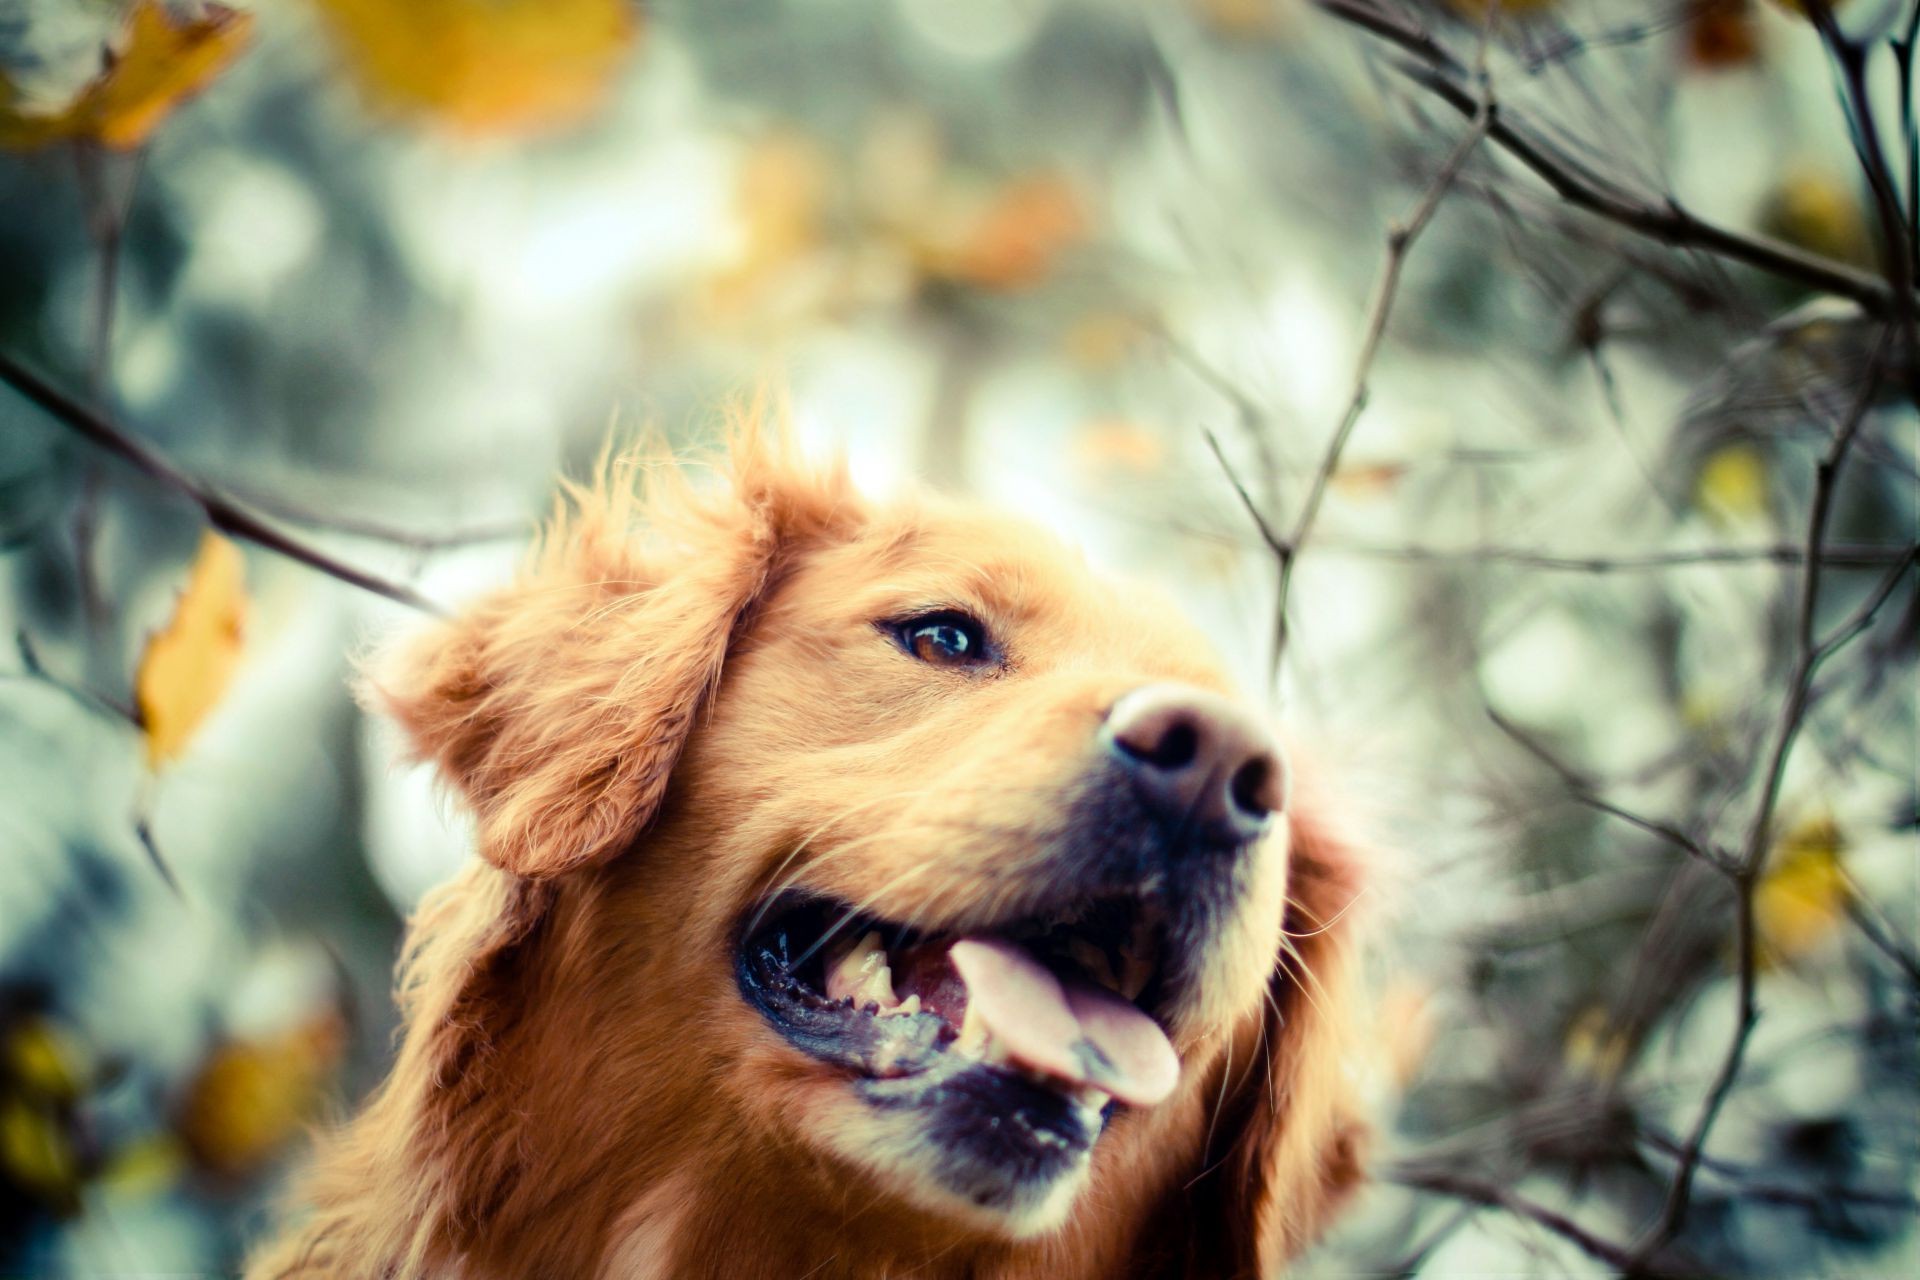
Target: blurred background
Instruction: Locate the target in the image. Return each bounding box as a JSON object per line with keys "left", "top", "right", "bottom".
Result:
{"left": 1, "top": 1, "right": 1915, "bottom": 1275}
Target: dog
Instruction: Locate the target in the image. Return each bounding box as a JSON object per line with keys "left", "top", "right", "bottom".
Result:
{"left": 247, "top": 428, "right": 1373, "bottom": 1279}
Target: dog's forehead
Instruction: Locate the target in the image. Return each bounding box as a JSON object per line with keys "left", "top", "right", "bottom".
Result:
{"left": 779, "top": 498, "right": 1230, "bottom": 683}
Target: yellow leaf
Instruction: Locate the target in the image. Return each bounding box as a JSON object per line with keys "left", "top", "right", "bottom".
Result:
{"left": 3, "top": 1016, "right": 87, "bottom": 1103}
{"left": 1758, "top": 167, "right": 1874, "bottom": 268}
{"left": 0, "top": 1, "right": 253, "bottom": 151}
{"left": 135, "top": 532, "right": 247, "bottom": 767}
{"left": 175, "top": 1014, "right": 344, "bottom": 1177}
{"left": 1693, "top": 443, "right": 1769, "bottom": 522}
{"left": 1564, "top": 1004, "right": 1631, "bottom": 1082}
{"left": 1755, "top": 813, "right": 1848, "bottom": 964}
{"left": 705, "top": 134, "right": 830, "bottom": 316}
{"left": 311, "top": 0, "right": 641, "bottom": 138}
{"left": 0, "top": 1097, "right": 79, "bottom": 1207}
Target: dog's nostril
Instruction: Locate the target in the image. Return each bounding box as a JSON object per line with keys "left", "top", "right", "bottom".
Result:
{"left": 1229, "top": 758, "right": 1273, "bottom": 819}
{"left": 1122, "top": 719, "right": 1198, "bottom": 771}
{"left": 1102, "top": 683, "right": 1283, "bottom": 845}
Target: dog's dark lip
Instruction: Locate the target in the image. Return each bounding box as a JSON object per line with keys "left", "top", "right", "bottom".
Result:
{"left": 733, "top": 889, "right": 1172, "bottom": 1091}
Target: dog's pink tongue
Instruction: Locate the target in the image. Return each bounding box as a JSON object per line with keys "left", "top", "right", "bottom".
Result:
{"left": 948, "top": 938, "right": 1179, "bottom": 1107}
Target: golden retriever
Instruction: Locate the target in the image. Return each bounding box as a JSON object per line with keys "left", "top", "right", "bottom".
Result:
{"left": 248, "top": 427, "right": 1372, "bottom": 1279}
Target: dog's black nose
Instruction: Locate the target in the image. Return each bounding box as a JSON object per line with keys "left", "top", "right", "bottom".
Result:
{"left": 1101, "top": 684, "right": 1285, "bottom": 844}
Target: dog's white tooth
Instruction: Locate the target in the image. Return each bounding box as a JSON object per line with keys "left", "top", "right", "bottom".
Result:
{"left": 882, "top": 994, "right": 922, "bottom": 1017}
{"left": 955, "top": 1000, "right": 989, "bottom": 1055}
{"left": 826, "top": 931, "right": 899, "bottom": 1009}
{"left": 1077, "top": 1087, "right": 1112, "bottom": 1111}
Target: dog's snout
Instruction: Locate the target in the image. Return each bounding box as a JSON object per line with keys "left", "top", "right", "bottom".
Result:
{"left": 1101, "top": 684, "right": 1285, "bottom": 843}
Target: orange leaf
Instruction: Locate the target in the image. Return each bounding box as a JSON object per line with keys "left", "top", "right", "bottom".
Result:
{"left": 1074, "top": 419, "right": 1166, "bottom": 475}
{"left": 1329, "top": 460, "right": 1407, "bottom": 499}
{"left": 311, "top": 0, "right": 641, "bottom": 138}
{"left": 0, "top": 1, "right": 253, "bottom": 151}
{"left": 930, "top": 175, "right": 1086, "bottom": 292}
{"left": 135, "top": 532, "right": 248, "bottom": 767}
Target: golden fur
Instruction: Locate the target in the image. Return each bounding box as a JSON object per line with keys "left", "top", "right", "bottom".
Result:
{"left": 248, "top": 428, "right": 1372, "bottom": 1279}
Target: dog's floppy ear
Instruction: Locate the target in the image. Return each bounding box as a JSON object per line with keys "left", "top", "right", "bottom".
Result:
{"left": 1157, "top": 787, "right": 1374, "bottom": 1278}
{"left": 369, "top": 431, "right": 854, "bottom": 880}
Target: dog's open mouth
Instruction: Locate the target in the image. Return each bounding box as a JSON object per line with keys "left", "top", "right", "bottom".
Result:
{"left": 737, "top": 892, "right": 1179, "bottom": 1113}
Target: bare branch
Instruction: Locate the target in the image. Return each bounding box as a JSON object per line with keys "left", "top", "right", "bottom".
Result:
{"left": 1641, "top": 1131, "right": 1920, "bottom": 1213}
{"left": 0, "top": 352, "right": 446, "bottom": 616}
{"left": 1633, "top": 333, "right": 1893, "bottom": 1262}
{"left": 8, "top": 629, "right": 141, "bottom": 727}
{"left": 133, "top": 814, "right": 182, "bottom": 899}
{"left": 1390, "top": 1170, "right": 1638, "bottom": 1273}
{"left": 222, "top": 485, "right": 529, "bottom": 552}
{"left": 1269, "top": 75, "right": 1493, "bottom": 677}
{"left": 1308, "top": 0, "right": 1901, "bottom": 312}
{"left": 1313, "top": 539, "right": 1916, "bottom": 575}
{"left": 1488, "top": 709, "right": 1737, "bottom": 873}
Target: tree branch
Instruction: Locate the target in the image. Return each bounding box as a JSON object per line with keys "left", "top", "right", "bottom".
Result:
{"left": 0, "top": 352, "right": 446, "bottom": 616}
{"left": 1632, "top": 334, "right": 1893, "bottom": 1263}
{"left": 1308, "top": 0, "right": 1901, "bottom": 312}
{"left": 1268, "top": 74, "right": 1493, "bottom": 678}
{"left": 1391, "top": 1170, "right": 1638, "bottom": 1273}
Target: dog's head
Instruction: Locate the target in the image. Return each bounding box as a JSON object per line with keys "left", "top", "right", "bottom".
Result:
{"left": 373, "top": 432, "right": 1370, "bottom": 1274}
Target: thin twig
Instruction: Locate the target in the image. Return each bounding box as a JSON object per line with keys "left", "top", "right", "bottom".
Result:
{"left": 69, "top": 142, "right": 144, "bottom": 637}
{"left": 1301, "top": 539, "right": 1915, "bottom": 574}
{"left": 133, "top": 815, "right": 182, "bottom": 899}
{"left": 1267, "top": 77, "right": 1494, "bottom": 678}
{"left": 1641, "top": 1130, "right": 1920, "bottom": 1213}
{"left": 1805, "top": 0, "right": 1920, "bottom": 406}
{"left": 1632, "top": 336, "right": 1893, "bottom": 1263}
{"left": 8, "top": 629, "right": 141, "bottom": 726}
{"left": 1391, "top": 1170, "right": 1638, "bottom": 1273}
{"left": 1488, "top": 710, "right": 1737, "bottom": 873}
{"left": 0, "top": 352, "right": 446, "bottom": 615}
{"left": 222, "top": 485, "right": 529, "bottom": 551}
{"left": 1308, "top": 0, "right": 1901, "bottom": 312}
{"left": 1842, "top": 890, "right": 1920, "bottom": 985}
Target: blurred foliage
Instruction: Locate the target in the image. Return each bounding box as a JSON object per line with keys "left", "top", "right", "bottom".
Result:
{"left": 0, "top": 0, "right": 1915, "bottom": 1276}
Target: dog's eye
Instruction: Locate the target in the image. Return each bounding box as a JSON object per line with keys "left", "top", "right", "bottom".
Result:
{"left": 897, "top": 613, "right": 990, "bottom": 667}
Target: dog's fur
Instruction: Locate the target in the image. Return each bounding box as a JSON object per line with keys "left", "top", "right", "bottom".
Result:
{"left": 248, "top": 430, "right": 1372, "bottom": 1279}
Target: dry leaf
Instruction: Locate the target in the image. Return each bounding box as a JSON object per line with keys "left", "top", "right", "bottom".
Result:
{"left": 0, "top": 1096, "right": 80, "bottom": 1208}
{"left": 925, "top": 175, "right": 1086, "bottom": 292}
{"left": 1759, "top": 167, "right": 1874, "bottom": 268}
{"left": 1755, "top": 813, "right": 1848, "bottom": 964}
{"left": 1329, "top": 460, "right": 1408, "bottom": 499}
{"left": 175, "top": 1012, "right": 345, "bottom": 1177}
{"left": 1564, "top": 1004, "right": 1631, "bottom": 1082}
{"left": 311, "top": 0, "right": 640, "bottom": 138}
{"left": 135, "top": 532, "right": 247, "bottom": 768}
{"left": 1190, "top": 0, "right": 1292, "bottom": 38}
{"left": 705, "top": 134, "right": 830, "bottom": 316}
{"left": 0, "top": 1, "right": 253, "bottom": 151}
{"left": 1687, "top": 0, "right": 1762, "bottom": 69}
{"left": 1074, "top": 419, "right": 1166, "bottom": 474}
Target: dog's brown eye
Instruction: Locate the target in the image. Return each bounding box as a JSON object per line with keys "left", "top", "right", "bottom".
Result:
{"left": 898, "top": 613, "right": 989, "bottom": 667}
